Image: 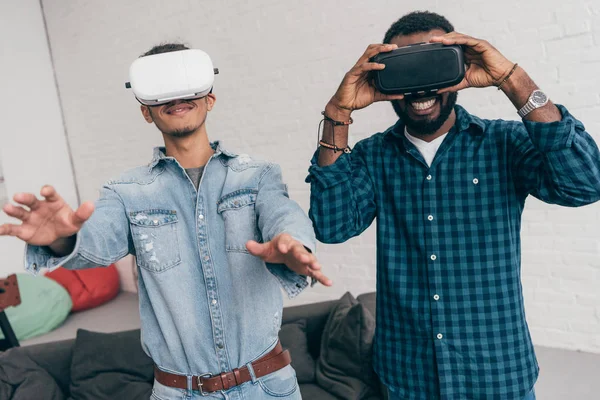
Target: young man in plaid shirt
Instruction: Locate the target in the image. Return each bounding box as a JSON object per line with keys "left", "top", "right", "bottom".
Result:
{"left": 307, "top": 11, "right": 600, "bottom": 400}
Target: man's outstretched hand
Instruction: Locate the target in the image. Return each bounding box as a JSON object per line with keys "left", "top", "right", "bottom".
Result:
{"left": 0, "top": 185, "right": 94, "bottom": 247}
{"left": 246, "top": 233, "right": 333, "bottom": 287}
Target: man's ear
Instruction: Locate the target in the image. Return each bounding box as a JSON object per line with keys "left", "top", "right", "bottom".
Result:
{"left": 140, "top": 105, "right": 153, "bottom": 123}
{"left": 206, "top": 93, "right": 216, "bottom": 111}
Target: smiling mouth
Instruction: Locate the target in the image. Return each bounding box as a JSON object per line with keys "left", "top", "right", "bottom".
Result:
{"left": 165, "top": 103, "right": 194, "bottom": 115}
{"left": 410, "top": 97, "right": 437, "bottom": 111}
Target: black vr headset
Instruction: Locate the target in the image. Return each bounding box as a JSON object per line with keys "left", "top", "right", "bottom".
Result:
{"left": 371, "top": 42, "right": 466, "bottom": 96}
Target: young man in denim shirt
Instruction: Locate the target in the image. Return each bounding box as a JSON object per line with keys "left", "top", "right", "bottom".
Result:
{"left": 307, "top": 11, "right": 600, "bottom": 400}
{"left": 1, "top": 43, "right": 331, "bottom": 400}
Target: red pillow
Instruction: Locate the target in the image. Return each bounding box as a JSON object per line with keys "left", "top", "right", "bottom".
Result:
{"left": 45, "top": 265, "right": 120, "bottom": 312}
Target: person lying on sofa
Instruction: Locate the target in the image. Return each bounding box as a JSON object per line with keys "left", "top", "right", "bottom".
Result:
{"left": 306, "top": 10, "right": 600, "bottom": 400}
{"left": 0, "top": 43, "right": 331, "bottom": 400}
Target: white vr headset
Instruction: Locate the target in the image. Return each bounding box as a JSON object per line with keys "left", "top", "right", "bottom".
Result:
{"left": 125, "top": 49, "right": 219, "bottom": 106}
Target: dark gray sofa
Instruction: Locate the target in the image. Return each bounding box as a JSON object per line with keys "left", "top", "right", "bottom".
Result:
{"left": 0, "top": 292, "right": 380, "bottom": 400}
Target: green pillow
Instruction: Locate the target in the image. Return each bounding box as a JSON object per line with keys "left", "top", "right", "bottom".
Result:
{"left": 0, "top": 273, "right": 72, "bottom": 341}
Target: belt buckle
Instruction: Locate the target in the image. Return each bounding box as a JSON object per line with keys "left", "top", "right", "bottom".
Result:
{"left": 197, "top": 373, "right": 213, "bottom": 397}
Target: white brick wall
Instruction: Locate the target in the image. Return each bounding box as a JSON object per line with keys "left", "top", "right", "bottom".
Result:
{"left": 40, "top": 0, "right": 600, "bottom": 353}
{"left": 0, "top": 0, "right": 78, "bottom": 277}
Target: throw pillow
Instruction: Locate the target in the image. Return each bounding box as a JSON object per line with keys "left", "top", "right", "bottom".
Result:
{"left": 279, "top": 319, "right": 316, "bottom": 383}
{"left": 45, "top": 265, "right": 120, "bottom": 312}
{"left": 0, "top": 347, "right": 65, "bottom": 400}
{"left": 69, "top": 329, "right": 153, "bottom": 400}
{"left": 316, "top": 292, "right": 379, "bottom": 400}
{"left": 0, "top": 274, "right": 71, "bottom": 341}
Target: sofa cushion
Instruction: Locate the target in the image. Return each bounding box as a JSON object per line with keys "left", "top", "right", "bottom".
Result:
{"left": 279, "top": 319, "right": 316, "bottom": 383}
{"left": 69, "top": 329, "right": 153, "bottom": 400}
{"left": 357, "top": 292, "right": 376, "bottom": 317}
{"left": 316, "top": 292, "right": 379, "bottom": 400}
{"left": 0, "top": 346, "right": 65, "bottom": 400}
{"left": 282, "top": 299, "right": 339, "bottom": 360}
{"left": 19, "top": 338, "right": 74, "bottom": 397}
{"left": 299, "top": 383, "right": 341, "bottom": 400}
{"left": 0, "top": 274, "right": 72, "bottom": 341}
{"left": 45, "top": 265, "right": 120, "bottom": 312}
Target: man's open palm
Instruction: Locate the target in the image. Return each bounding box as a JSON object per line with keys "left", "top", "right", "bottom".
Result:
{"left": 0, "top": 185, "right": 94, "bottom": 246}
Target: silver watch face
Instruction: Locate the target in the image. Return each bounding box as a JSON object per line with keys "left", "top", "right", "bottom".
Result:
{"left": 531, "top": 90, "right": 548, "bottom": 105}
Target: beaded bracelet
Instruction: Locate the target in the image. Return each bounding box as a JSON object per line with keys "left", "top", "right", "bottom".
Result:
{"left": 497, "top": 63, "right": 519, "bottom": 90}
{"left": 318, "top": 140, "right": 352, "bottom": 154}
{"left": 321, "top": 111, "right": 353, "bottom": 126}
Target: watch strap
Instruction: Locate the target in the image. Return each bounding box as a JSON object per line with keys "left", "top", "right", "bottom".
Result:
{"left": 517, "top": 100, "right": 536, "bottom": 118}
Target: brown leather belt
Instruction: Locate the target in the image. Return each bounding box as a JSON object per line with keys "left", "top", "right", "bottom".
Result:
{"left": 154, "top": 341, "right": 291, "bottom": 394}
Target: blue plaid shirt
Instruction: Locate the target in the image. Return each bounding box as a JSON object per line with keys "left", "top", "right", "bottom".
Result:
{"left": 306, "top": 105, "right": 600, "bottom": 399}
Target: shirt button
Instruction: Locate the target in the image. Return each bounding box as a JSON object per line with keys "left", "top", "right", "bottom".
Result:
{"left": 427, "top": 215, "right": 434, "bottom": 221}
{"left": 217, "top": 343, "right": 224, "bottom": 349}
{"left": 433, "top": 294, "right": 440, "bottom": 301}
{"left": 153, "top": 220, "right": 159, "bottom": 225}
{"left": 204, "top": 256, "right": 210, "bottom": 261}
{"left": 199, "top": 214, "right": 204, "bottom": 220}
{"left": 426, "top": 175, "right": 432, "bottom": 180}
{"left": 430, "top": 254, "right": 437, "bottom": 261}
{"left": 437, "top": 333, "right": 443, "bottom": 340}
{"left": 211, "top": 299, "right": 217, "bottom": 305}
{"left": 31, "top": 263, "right": 38, "bottom": 270}
{"left": 473, "top": 178, "right": 479, "bottom": 185}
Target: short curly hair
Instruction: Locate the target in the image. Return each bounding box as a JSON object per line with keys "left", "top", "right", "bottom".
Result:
{"left": 141, "top": 42, "right": 189, "bottom": 57}
{"left": 383, "top": 11, "right": 454, "bottom": 44}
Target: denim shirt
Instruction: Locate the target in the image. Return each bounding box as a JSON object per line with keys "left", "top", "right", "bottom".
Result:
{"left": 25, "top": 142, "right": 316, "bottom": 377}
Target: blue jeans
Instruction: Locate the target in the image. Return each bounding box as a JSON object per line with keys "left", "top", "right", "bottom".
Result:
{"left": 150, "top": 365, "right": 302, "bottom": 400}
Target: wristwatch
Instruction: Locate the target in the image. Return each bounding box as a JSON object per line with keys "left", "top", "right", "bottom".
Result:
{"left": 517, "top": 89, "right": 549, "bottom": 118}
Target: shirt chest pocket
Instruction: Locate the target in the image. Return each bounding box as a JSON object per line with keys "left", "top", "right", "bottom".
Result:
{"left": 450, "top": 177, "right": 505, "bottom": 221}
{"left": 217, "top": 190, "right": 261, "bottom": 253}
{"left": 129, "top": 210, "right": 181, "bottom": 272}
